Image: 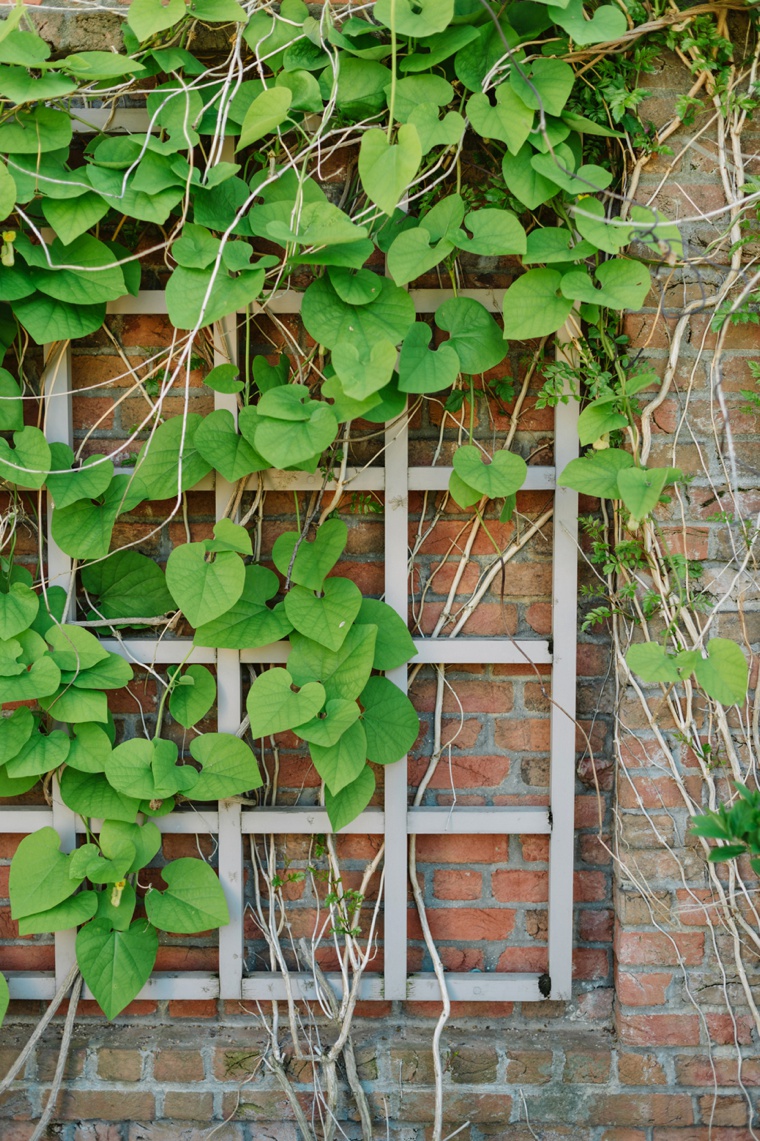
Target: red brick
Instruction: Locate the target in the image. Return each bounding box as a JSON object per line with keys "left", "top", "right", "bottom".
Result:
{"left": 589, "top": 1093, "right": 693, "bottom": 1127}
{"left": 493, "top": 718, "right": 550, "bottom": 751}
{"left": 415, "top": 835, "right": 508, "bottom": 863}
{"left": 409, "top": 907, "right": 515, "bottom": 942}
{"left": 492, "top": 870, "right": 548, "bottom": 902}
{"left": 616, "top": 931, "right": 704, "bottom": 967}
{"left": 167, "top": 1001, "right": 218, "bottom": 1018}
{"left": 617, "top": 971, "right": 672, "bottom": 1006}
{"left": 56, "top": 1090, "right": 155, "bottom": 1121}
{"left": 433, "top": 870, "right": 483, "bottom": 900}
{"left": 153, "top": 1050, "right": 205, "bottom": 1083}
{"left": 618, "top": 1013, "right": 701, "bottom": 1047}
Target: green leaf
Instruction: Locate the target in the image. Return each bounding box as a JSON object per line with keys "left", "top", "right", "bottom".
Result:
{"left": 327, "top": 267, "right": 383, "bottom": 307}
{"left": 5, "top": 729, "right": 70, "bottom": 778}
{"left": 25, "top": 234, "right": 127, "bottom": 306}
{"left": 13, "top": 293, "right": 105, "bottom": 345}
{"left": 69, "top": 839, "right": 137, "bottom": 886}
{"left": 95, "top": 883, "right": 136, "bottom": 932}
{"left": 60, "top": 51, "right": 147, "bottom": 80}
{"left": 204, "top": 363, "right": 243, "bottom": 394}
{"left": 407, "top": 104, "right": 465, "bottom": 155}
{"left": 577, "top": 397, "right": 628, "bottom": 446}
{"left": 272, "top": 519, "right": 347, "bottom": 590}
{"left": 0, "top": 426, "right": 50, "bottom": 489}
{"left": 0, "top": 369, "right": 22, "bottom": 431}
{"left": 128, "top": 0, "right": 185, "bottom": 40}
{"left": 246, "top": 667, "right": 325, "bottom": 737}
{"left": 47, "top": 623, "right": 108, "bottom": 672}
{"left": 10, "top": 828, "right": 83, "bottom": 920}
{"left": 502, "top": 144, "right": 558, "bottom": 211}
{"left": 693, "top": 639, "right": 749, "bottom": 707}
{"left": 501, "top": 269, "right": 574, "bottom": 340}
{"left": 18, "top": 891, "right": 98, "bottom": 936}
{"left": 40, "top": 685, "right": 108, "bottom": 724}
{"left": 297, "top": 700, "right": 361, "bottom": 750}
{"left": 0, "top": 160, "right": 15, "bottom": 222}
{"left": 0, "top": 706, "right": 33, "bottom": 762}
{"left": 324, "top": 764, "right": 375, "bottom": 831}
{"left": 388, "top": 75, "right": 453, "bottom": 123}
{"left": 561, "top": 260, "right": 650, "bottom": 311}
{"left": 0, "top": 28, "right": 49, "bottom": 67}
{"left": 548, "top": 0, "right": 627, "bottom": 44}
{"left": 190, "top": 0, "right": 247, "bottom": 21}
{"left": 360, "top": 676, "right": 419, "bottom": 764}
{"left": 64, "top": 653, "right": 132, "bottom": 692}
{"left": 467, "top": 86, "right": 534, "bottom": 154}
{"left": 284, "top": 578, "right": 362, "bottom": 652}
{"left": 65, "top": 723, "right": 112, "bottom": 774}
{"left": 168, "top": 664, "right": 216, "bottom": 729}
{"left": 194, "top": 409, "right": 267, "bottom": 482}
{"left": 101, "top": 820, "right": 162, "bottom": 875}
{"left": 626, "top": 642, "right": 680, "bottom": 684}
{"left": 436, "top": 297, "right": 507, "bottom": 373}
{"left": 302, "top": 274, "right": 414, "bottom": 354}
{"left": 288, "top": 624, "right": 377, "bottom": 702}
{"left": 510, "top": 58, "right": 574, "bottom": 117}
{"left": 166, "top": 266, "right": 264, "bottom": 331}
{"left": 236, "top": 87, "right": 292, "bottom": 151}
{"left": 51, "top": 475, "right": 130, "bottom": 561}
{"left": 453, "top": 209, "right": 526, "bottom": 257}
{"left": 557, "top": 448, "right": 634, "bottom": 498}
{"left": 166, "top": 543, "right": 245, "bottom": 628}
{"left": 254, "top": 397, "right": 338, "bottom": 469}
{"left": 0, "top": 582, "right": 38, "bottom": 639}
{"left": 398, "top": 322, "right": 460, "bottom": 394}
{"left": 616, "top": 466, "right": 669, "bottom": 521}
{"left": 106, "top": 737, "right": 198, "bottom": 801}
{"left": 276, "top": 67, "right": 324, "bottom": 113}
{"left": 630, "top": 204, "right": 684, "bottom": 259}
{"left": 47, "top": 448, "right": 113, "bottom": 510}
{"left": 386, "top": 226, "right": 454, "bottom": 288}
{"left": 188, "top": 733, "right": 263, "bottom": 799}
{"left": 358, "top": 125, "right": 422, "bottom": 218}
{"left": 374, "top": 0, "right": 453, "bottom": 35}
{"left": 523, "top": 227, "right": 596, "bottom": 265}
{"left": 172, "top": 224, "right": 220, "bottom": 269}
{"left": 81, "top": 551, "right": 173, "bottom": 624}
{"left": 77, "top": 919, "right": 158, "bottom": 1020}
{"left": 127, "top": 415, "right": 212, "bottom": 508}
{"left": 0, "top": 65, "right": 75, "bottom": 103}
{"left": 354, "top": 598, "right": 416, "bottom": 670}
{"left": 194, "top": 565, "right": 292, "bottom": 650}
{"left": 1, "top": 655, "right": 61, "bottom": 702}
{"left": 452, "top": 445, "right": 527, "bottom": 500}
{"left": 59, "top": 769, "right": 143, "bottom": 823}
{"left": 0, "top": 107, "right": 72, "bottom": 154}
{"left": 310, "top": 720, "right": 367, "bottom": 796}
{"left": 400, "top": 25, "right": 479, "bottom": 72}
{"left": 332, "top": 338, "right": 397, "bottom": 401}
{"left": 145, "top": 858, "right": 229, "bottom": 933}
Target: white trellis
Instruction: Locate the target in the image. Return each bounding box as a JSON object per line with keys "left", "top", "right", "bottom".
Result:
{"left": 1, "top": 111, "right": 579, "bottom": 1004}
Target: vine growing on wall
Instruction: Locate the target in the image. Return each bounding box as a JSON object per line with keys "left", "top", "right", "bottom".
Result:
{"left": 0, "top": 0, "right": 758, "bottom": 1135}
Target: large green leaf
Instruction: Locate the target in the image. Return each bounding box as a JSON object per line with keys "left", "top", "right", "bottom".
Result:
{"left": 47, "top": 623, "right": 108, "bottom": 672}
{"left": 354, "top": 598, "right": 416, "bottom": 670}
{"left": 145, "top": 858, "right": 229, "bottom": 933}
{"left": 452, "top": 445, "right": 527, "bottom": 499}
{"left": 561, "top": 260, "right": 650, "bottom": 311}
{"left": 302, "top": 274, "right": 414, "bottom": 354}
{"left": 616, "top": 465, "right": 668, "bottom": 521}
{"left": 66, "top": 722, "right": 112, "bottom": 774}
{"left": 169, "top": 664, "right": 217, "bottom": 729}
{"left": 0, "top": 705, "right": 34, "bottom": 762}
{"left": 288, "top": 624, "right": 377, "bottom": 702}
{"left": 502, "top": 145, "right": 558, "bottom": 211}
{"left": 272, "top": 519, "right": 347, "bottom": 590}
{"left": 194, "top": 408, "right": 267, "bottom": 482}
{"left": 236, "top": 86, "right": 292, "bottom": 151}
{"left": 105, "top": 737, "right": 198, "bottom": 801}
{"left": 453, "top": 209, "right": 526, "bottom": 257}
{"left": 0, "top": 160, "right": 15, "bottom": 222}
{"left": 51, "top": 475, "right": 131, "bottom": 561}
{"left": 25, "top": 234, "right": 127, "bottom": 306}
{"left": 166, "top": 543, "right": 245, "bottom": 629}
{"left": 0, "top": 369, "right": 22, "bottom": 431}
{"left": 360, "top": 676, "right": 419, "bottom": 764}
{"left": 0, "top": 107, "right": 72, "bottom": 154}
{"left": 626, "top": 642, "right": 681, "bottom": 684}
{"left": 510, "top": 58, "right": 574, "bottom": 117}
{"left": 324, "top": 764, "right": 375, "bottom": 831}
{"left": 246, "top": 667, "right": 325, "bottom": 737}
{"left": 407, "top": 104, "right": 465, "bottom": 154}
{"left": 10, "top": 828, "right": 83, "bottom": 919}
{"left": 0, "top": 581, "right": 38, "bottom": 639}
{"left": 13, "top": 292, "right": 105, "bottom": 345}
{"left": 166, "top": 266, "right": 264, "bottom": 330}
{"left": 100, "top": 820, "right": 162, "bottom": 875}
{"left": 0, "top": 426, "right": 50, "bottom": 489}
{"left": 40, "top": 685, "right": 108, "bottom": 724}
{"left": 129, "top": 0, "right": 186, "bottom": 41}
{"left": 374, "top": 0, "right": 453, "bottom": 35}
{"left": 194, "top": 565, "right": 292, "bottom": 649}
{"left": 5, "top": 729, "right": 70, "bottom": 777}
{"left": 502, "top": 269, "right": 574, "bottom": 340}
{"left": 76, "top": 919, "right": 158, "bottom": 1020}
{"left": 557, "top": 448, "right": 634, "bottom": 498}
{"left": 386, "top": 226, "right": 454, "bottom": 287}
{"left": 358, "top": 125, "right": 422, "bottom": 218}
{"left": 284, "top": 578, "right": 362, "bottom": 652}
{"left": 398, "top": 322, "right": 460, "bottom": 394}
{"left": 59, "top": 769, "right": 143, "bottom": 823}
{"left": 295, "top": 698, "right": 360, "bottom": 748}
{"left": 310, "top": 720, "right": 368, "bottom": 796}
{"left": 254, "top": 394, "right": 338, "bottom": 469}
{"left": 81, "top": 551, "right": 173, "bottom": 623}
{"left": 332, "top": 338, "right": 397, "bottom": 401}
{"left": 47, "top": 447, "right": 114, "bottom": 509}
{"left": 69, "top": 838, "right": 136, "bottom": 886}
{"left": 693, "top": 639, "right": 749, "bottom": 707}
{"left": 467, "top": 86, "right": 533, "bottom": 154}
{"left": 17, "top": 891, "right": 98, "bottom": 936}
{"left": 436, "top": 297, "right": 507, "bottom": 373}
{"left": 1, "top": 655, "right": 61, "bottom": 702}
{"left": 42, "top": 194, "right": 110, "bottom": 247}
{"left": 548, "top": 0, "right": 627, "bottom": 44}
{"left": 319, "top": 57, "right": 391, "bottom": 119}
{"left": 126, "top": 415, "right": 212, "bottom": 508}
{"left": 189, "top": 733, "right": 263, "bottom": 799}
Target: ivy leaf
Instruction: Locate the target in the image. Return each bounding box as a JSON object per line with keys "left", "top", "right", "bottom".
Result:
{"left": 166, "top": 543, "right": 246, "bottom": 629}
{"left": 285, "top": 578, "right": 363, "bottom": 652}
{"left": 17, "top": 891, "right": 98, "bottom": 936}
{"left": 453, "top": 209, "right": 526, "bottom": 257}
{"left": 81, "top": 551, "right": 174, "bottom": 624}
{"left": 166, "top": 266, "right": 265, "bottom": 330}
{"left": 169, "top": 664, "right": 217, "bottom": 729}
{"left": 66, "top": 723, "right": 112, "bottom": 774}
{"left": 0, "top": 426, "right": 50, "bottom": 489}
{"left": 47, "top": 447, "right": 114, "bottom": 509}
{"left": 302, "top": 274, "right": 415, "bottom": 354}
{"left": 194, "top": 408, "right": 268, "bottom": 482}
{"left": 10, "top": 828, "right": 84, "bottom": 919}
{"left": 146, "top": 858, "right": 229, "bottom": 934}
{"left": 360, "top": 676, "right": 419, "bottom": 764}
{"left": 13, "top": 292, "right": 105, "bottom": 344}
{"left": 577, "top": 397, "right": 628, "bottom": 446}
{"left": 467, "top": 86, "right": 534, "bottom": 154}
{"left": 436, "top": 297, "right": 507, "bottom": 373}
{"left": 254, "top": 395, "right": 338, "bottom": 469}
{"left": 354, "top": 598, "right": 416, "bottom": 670}
{"left": 5, "top": 729, "right": 70, "bottom": 778}
{"left": 557, "top": 448, "right": 634, "bottom": 498}
{"left": 51, "top": 475, "right": 131, "bottom": 561}
{"left": 76, "top": 919, "right": 158, "bottom": 1020}
{"left": 523, "top": 227, "right": 597, "bottom": 265}
{"left": 188, "top": 733, "right": 263, "bottom": 799}
{"left": 561, "top": 260, "right": 650, "bottom": 311}
{"left": 332, "top": 338, "right": 397, "bottom": 400}
{"left": 358, "top": 125, "right": 422, "bottom": 218}
{"left": 324, "top": 764, "right": 375, "bottom": 831}
{"left": 2, "top": 655, "right": 61, "bottom": 702}
{"left": 194, "top": 565, "right": 292, "bottom": 650}
{"left": 502, "top": 145, "right": 558, "bottom": 211}
{"left": 272, "top": 519, "right": 347, "bottom": 590}
{"left": 106, "top": 737, "right": 198, "bottom": 801}
{"left": 452, "top": 445, "right": 527, "bottom": 499}
{"left": 246, "top": 667, "right": 325, "bottom": 737}
{"left": 693, "top": 639, "right": 749, "bottom": 707}
{"left": 386, "top": 226, "right": 454, "bottom": 287}
{"left": 398, "top": 322, "right": 460, "bottom": 394}
{"left": 510, "top": 58, "right": 574, "bottom": 117}
{"left": 310, "top": 720, "right": 368, "bottom": 796}
{"left": 288, "top": 624, "right": 377, "bottom": 702}
{"left": 501, "top": 269, "right": 574, "bottom": 340}
{"left": 0, "top": 582, "right": 38, "bottom": 639}
{"left": 548, "top": 0, "right": 627, "bottom": 44}
{"left": 59, "top": 769, "right": 143, "bottom": 824}
{"left": 204, "top": 363, "right": 243, "bottom": 394}
{"left": 374, "top": 0, "right": 453, "bottom": 36}
{"left": 407, "top": 104, "right": 465, "bottom": 155}
{"left": 0, "top": 107, "right": 72, "bottom": 154}
{"left": 236, "top": 87, "right": 292, "bottom": 151}
{"left": 616, "top": 466, "right": 669, "bottom": 521}
{"left": 126, "top": 415, "right": 212, "bottom": 508}
{"left": 128, "top": 0, "right": 185, "bottom": 39}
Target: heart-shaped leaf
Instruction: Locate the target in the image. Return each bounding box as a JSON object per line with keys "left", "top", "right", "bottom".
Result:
{"left": 10, "top": 828, "right": 83, "bottom": 919}
{"left": 452, "top": 445, "right": 527, "bottom": 500}
{"left": 616, "top": 465, "right": 669, "bottom": 521}
{"left": 255, "top": 403, "right": 338, "bottom": 468}
{"left": 66, "top": 723, "right": 112, "bottom": 774}
{"left": 76, "top": 919, "right": 158, "bottom": 1020}
{"left": 18, "top": 891, "right": 98, "bottom": 936}
{"left": 354, "top": 599, "right": 418, "bottom": 670}
{"left": 295, "top": 699, "right": 360, "bottom": 748}
{"left": 0, "top": 426, "right": 51, "bottom": 489}
{"left": 47, "top": 448, "right": 114, "bottom": 509}
{"left": 69, "top": 838, "right": 137, "bottom": 885}
{"left": 188, "top": 733, "right": 263, "bottom": 800}
{"left": 126, "top": 415, "right": 212, "bottom": 509}
{"left": 327, "top": 267, "right": 383, "bottom": 306}
{"left": 510, "top": 58, "right": 574, "bottom": 117}
{"left": 5, "top": 729, "right": 70, "bottom": 777}
{"left": 3, "top": 655, "right": 61, "bottom": 702}
{"left": 577, "top": 397, "right": 628, "bottom": 446}
{"left": 360, "top": 677, "right": 419, "bottom": 764}
{"left": 0, "top": 706, "right": 34, "bottom": 763}
{"left": 145, "top": 858, "right": 229, "bottom": 933}
{"left": 324, "top": 764, "right": 376, "bottom": 832}
{"left": 128, "top": 0, "right": 186, "bottom": 42}
{"left": 557, "top": 448, "right": 634, "bottom": 498}
{"left": 453, "top": 209, "right": 526, "bottom": 257}
{"left": 285, "top": 578, "right": 362, "bottom": 652}
{"left": 246, "top": 667, "right": 326, "bottom": 737}
{"left": 561, "top": 259, "right": 650, "bottom": 311}
{"left": 398, "top": 322, "right": 460, "bottom": 394}
{"left": 374, "top": 0, "right": 453, "bottom": 34}
{"left": 100, "top": 820, "right": 162, "bottom": 875}
{"left": 59, "top": 769, "right": 143, "bottom": 824}
{"left": 95, "top": 883, "right": 137, "bottom": 932}
{"left": 194, "top": 565, "right": 292, "bottom": 649}
{"left": 194, "top": 409, "right": 268, "bottom": 482}
{"left": 467, "top": 86, "right": 534, "bottom": 154}
{"left": 386, "top": 226, "right": 454, "bottom": 288}
{"left": 106, "top": 737, "right": 198, "bottom": 801}
{"left": 272, "top": 520, "right": 347, "bottom": 591}
{"left": 302, "top": 274, "right": 415, "bottom": 354}
{"left": 0, "top": 582, "right": 38, "bottom": 639}
{"left": 169, "top": 664, "right": 216, "bottom": 729}
{"left": 358, "top": 124, "right": 422, "bottom": 218}
{"left": 166, "top": 266, "right": 265, "bottom": 331}
{"left": 236, "top": 86, "right": 292, "bottom": 151}
{"left": 204, "top": 363, "right": 243, "bottom": 394}
{"left": 502, "top": 145, "right": 558, "bottom": 211}
{"left": 407, "top": 104, "right": 465, "bottom": 154}
{"left": 332, "top": 338, "right": 397, "bottom": 400}
{"left": 548, "top": 0, "right": 627, "bottom": 44}
{"left": 693, "top": 639, "right": 749, "bottom": 707}
{"left": 47, "top": 623, "right": 109, "bottom": 672}
{"left": 502, "top": 269, "right": 574, "bottom": 340}
{"left": 436, "top": 297, "right": 507, "bottom": 374}
{"left": 81, "top": 551, "right": 174, "bottom": 625}
{"left": 166, "top": 544, "right": 246, "bottom": 629}
{"left": 310, "top": 720, "right": 368, "bottom": 796}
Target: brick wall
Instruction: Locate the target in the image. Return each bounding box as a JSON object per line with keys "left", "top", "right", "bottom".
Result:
{"left": 2, "top": 31, "right": 760, "bottom": 1141}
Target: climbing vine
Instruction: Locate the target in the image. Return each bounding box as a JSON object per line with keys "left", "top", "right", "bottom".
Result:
{"left": 0, "top": 0, "right": 759, "bottom": 1135}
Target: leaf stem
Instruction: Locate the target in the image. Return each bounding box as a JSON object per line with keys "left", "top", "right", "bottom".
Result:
{"left": 387, "top": 0, "right": 397, "bottom": 140}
